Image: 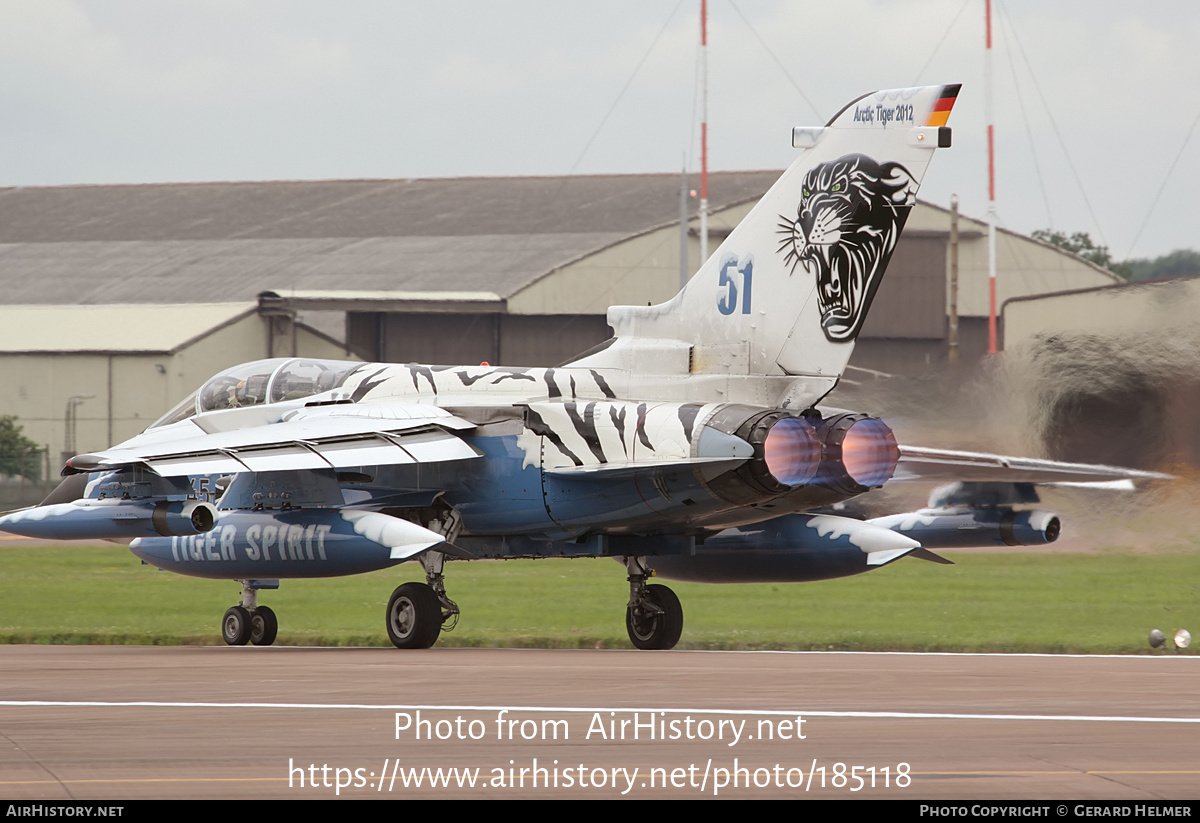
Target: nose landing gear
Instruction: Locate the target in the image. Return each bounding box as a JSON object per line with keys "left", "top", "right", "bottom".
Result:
{"left": 221, "top": 581, "right": 279, "bottom": 646}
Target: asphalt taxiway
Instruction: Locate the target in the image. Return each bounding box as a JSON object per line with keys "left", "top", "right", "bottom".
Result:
{"left": 1, "top": 645, "right": 1197, "bottom": 799}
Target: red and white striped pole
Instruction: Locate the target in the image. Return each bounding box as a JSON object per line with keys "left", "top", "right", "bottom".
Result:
{"left": 699, "top": 0, "right": 709, "bottom": 267}
{"left": 986, "top": 0, "right": 998, "bottom": 354}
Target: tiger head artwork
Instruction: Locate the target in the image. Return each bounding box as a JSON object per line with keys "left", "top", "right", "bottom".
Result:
{"left": 777, "top": 153, "right": 918, "bottom": 343}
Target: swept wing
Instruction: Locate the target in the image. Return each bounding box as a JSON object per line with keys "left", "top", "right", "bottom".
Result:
{"left": 894, "top": 445, "right": 1171, "bottom": 484}
{"left": 65, "top": 403, "right": 480, "bottom": 476}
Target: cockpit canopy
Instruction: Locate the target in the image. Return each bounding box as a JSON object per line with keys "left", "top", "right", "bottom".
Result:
{"left": 151, "top": 358, "right": 363, "bottom": 428}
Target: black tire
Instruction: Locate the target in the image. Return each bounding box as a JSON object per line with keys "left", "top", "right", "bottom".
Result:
{"left": 250, "top": 605, "right": 278, "bottom": 647}
{"left": 222, "top": 606, "right": 253, "bottom": 646}
{"left": 626, "top": 584, "right": 684, "bottom": 650}
{"left": 386, "top": 582, "right": 442, "bottom": 649}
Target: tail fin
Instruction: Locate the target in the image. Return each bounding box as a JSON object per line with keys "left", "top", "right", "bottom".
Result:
{"left": 571, "top": 84, "right": 959, "bottom": 395}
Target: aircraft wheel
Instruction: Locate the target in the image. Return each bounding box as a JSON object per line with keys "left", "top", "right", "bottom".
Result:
{"left": 626, "top": 584, "right": 683, "bottom": 651}
{"left": 222, "top": 606, "right": 253, "bottom": 646}
{"left": 250, "top": 605, "right": 278, "bottom": 647}
{"left": 386, "top": 582, "right": 442, "bottom": 649}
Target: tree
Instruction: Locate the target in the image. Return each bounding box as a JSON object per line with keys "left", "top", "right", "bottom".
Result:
{"left": 1123, "top": 249, "right": 1200, "bottom": 282}
{"left": 1031, "top": 229, "right": 1120, "bottom": 273}
{"left": 0, "top": 416, "right": 43, "bottom": 482}
{"left": 1033, "top": 229, "right": 1200, "bottom": 282}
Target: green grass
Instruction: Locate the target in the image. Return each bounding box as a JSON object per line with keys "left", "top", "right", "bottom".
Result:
{"left": 1, "top": 543, "right": 1197, "bottom": 653}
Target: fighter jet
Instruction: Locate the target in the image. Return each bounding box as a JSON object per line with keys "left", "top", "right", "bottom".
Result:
{"left": 0, "top": 85, "right": 1164, "bottom": 650}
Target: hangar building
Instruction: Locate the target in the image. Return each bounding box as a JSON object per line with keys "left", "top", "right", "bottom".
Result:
{"left": 0, "top": 172, "right": 1119, "bottom": 491}
{"left": 0, "top": 303, "right": 350, "bottom": 506}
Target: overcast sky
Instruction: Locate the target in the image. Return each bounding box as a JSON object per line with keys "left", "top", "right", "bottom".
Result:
{"left": 2, "top": 0, "right": 1197, "bottom": 259}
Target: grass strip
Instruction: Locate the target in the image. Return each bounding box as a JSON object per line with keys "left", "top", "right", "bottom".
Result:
{"left": 1, "top": 543, "right": 1197, "bottom": 653}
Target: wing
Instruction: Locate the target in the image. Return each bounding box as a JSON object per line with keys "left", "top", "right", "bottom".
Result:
{"left": 892, "top": 445, "right": 1171, "bottom": 485}
{"left": 855, "top": 444, "right": 1173, "bottom": 552}
{"left": 64, "top": 403, "right": 480, "bottom": 477}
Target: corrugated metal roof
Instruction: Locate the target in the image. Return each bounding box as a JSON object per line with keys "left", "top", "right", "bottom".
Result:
{"left": 0, "top": 234, "right": 626, "bottom": 304}
{"left": 0, "top": 303, "right": 256, "bottom": 353}
{"left": 0, "top": 172, "right": 779, "bottom": 242}
{"left": 0, "top": 172, "right": 779, "bottom": 306}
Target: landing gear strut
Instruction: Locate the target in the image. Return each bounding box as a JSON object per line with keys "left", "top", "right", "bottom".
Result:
{"left": 385, "top": 550, "right": 460, "bottom": 649}
{"left": 222, "top": 581, "right": 278, "bottom": 647}
{"left": 625, "top": 556, "right": 684, "bottom": 650}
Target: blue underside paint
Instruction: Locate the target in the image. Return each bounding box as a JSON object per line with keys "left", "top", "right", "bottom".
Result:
{"left": 652, "top": 516, "right": 873, "bottom": 583}
{"left": 28, "top": 434, "right": 887, "bottom": 584}
{"left": 366, "top": 434, "right": 732, "bottom": 537}
{"left": 131, "top": 509, "right": 399, "bottom": 580}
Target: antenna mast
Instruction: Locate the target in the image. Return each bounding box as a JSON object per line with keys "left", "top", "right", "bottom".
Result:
{"left": 699, "top": 0, "right": 709, "bottom": 267}
{"left": 986, "top": 0, "right": 998, "bottom": 354}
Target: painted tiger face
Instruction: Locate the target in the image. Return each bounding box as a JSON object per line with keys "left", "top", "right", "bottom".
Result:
{"left": 777, "top": 153, "right": 917, "bottom": 343}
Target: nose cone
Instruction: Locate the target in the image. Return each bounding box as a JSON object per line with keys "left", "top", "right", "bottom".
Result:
{"left": 0, "top": 503, "right": 79, "bottom": 539}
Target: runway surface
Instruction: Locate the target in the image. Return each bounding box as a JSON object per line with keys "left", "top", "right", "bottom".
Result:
{"left": 1, "top": 645, "right": 1197, "bottom": 799}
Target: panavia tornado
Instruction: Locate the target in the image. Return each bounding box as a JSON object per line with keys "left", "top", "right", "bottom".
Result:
{"left": 0, "top": 85, "right": 1164, "bottom": 650}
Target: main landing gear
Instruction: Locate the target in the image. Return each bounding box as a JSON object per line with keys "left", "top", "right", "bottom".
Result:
{"left": 222, "top": 581, "right": 279, "bottom": 646}
{"left": 625, "top": 556, "right": 684, "bottom": 650}
{"left": 385, "top": 550, "right": 460, "bottom": 649}
{"left": 381, "top": 553, "right": 686, "bottom": 651}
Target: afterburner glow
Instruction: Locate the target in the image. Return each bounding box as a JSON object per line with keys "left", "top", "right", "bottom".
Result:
{"left": 763, "top": 416, "right": 821, "bottom": 486}
{"left": 840, "top": 418, "right": 900, "bottom": 487}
